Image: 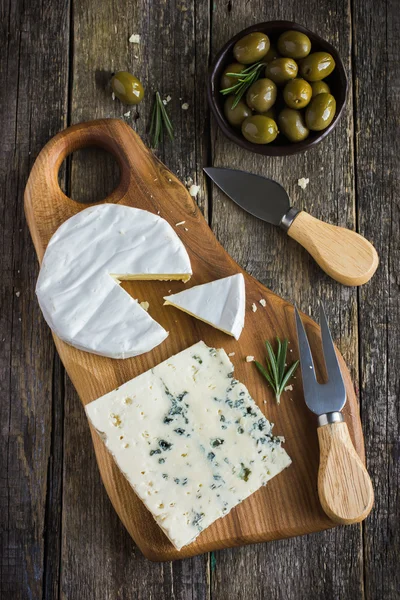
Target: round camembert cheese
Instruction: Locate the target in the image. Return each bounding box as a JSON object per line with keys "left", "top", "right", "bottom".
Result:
{"left": 36, "top": 204, "right": 192, "bottom": 358}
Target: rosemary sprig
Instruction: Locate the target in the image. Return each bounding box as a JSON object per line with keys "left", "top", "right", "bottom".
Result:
{"left": 255, "top": 337, "right": 299, "bottom": 404}
{"left": 150, "top": 92, "right": 174, "bottom": 148}
{"left": 220, "top": 62, "right": 265, "bottom": 108}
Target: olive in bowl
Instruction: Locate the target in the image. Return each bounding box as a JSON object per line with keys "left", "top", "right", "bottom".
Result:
{"left": 283, "top": 78, "right": 312, "bottom": 109}
{"left": 246, "top": 78, "right": 277, "bottom": 113}
{"left": 242, "top": 115, "right": 279, "bottom": 144}
{"left": 208, "top": 20, "right": 347, "bottom": 156}
{"left": 233, "top": 32, "right": 270, "bottom": 64}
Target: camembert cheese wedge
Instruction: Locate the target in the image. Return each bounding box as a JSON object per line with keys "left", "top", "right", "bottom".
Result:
{"left": 36, "top": 204, "right": 192, "bottom": 358}
{"left": 86, "top": 341, "right": 291, "bottom": 550}
{"left": 163, "top": 274, "right": 245, "bottom": 339}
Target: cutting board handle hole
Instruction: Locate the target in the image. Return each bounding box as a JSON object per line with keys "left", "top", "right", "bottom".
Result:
{"left": 58, "top": 147, "right": 121, "bottom": 205}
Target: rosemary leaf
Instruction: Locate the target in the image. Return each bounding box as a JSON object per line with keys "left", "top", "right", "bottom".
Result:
{"left": 255, "top": 337, "right": 299, "bottom": 404}
{"left": 255, "top": 360, "right": 275, "bottom": 390}
{"left": 220, "top": 61, "right": 264, "bottom": 109}
{"left": 265, "top": 340, "right": 279, "bottom": 389}
{"left": 150, "top": 92, "right": 174, "bottom": 148}
{"left": 277, "top": 337, "right": 288, "bottom": 381}
{"left": 278, "top": 360, "right": 299, "bottom": 396}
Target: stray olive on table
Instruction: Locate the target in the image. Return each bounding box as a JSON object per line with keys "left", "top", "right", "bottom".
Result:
{"left": 111, "top": 71, "right": 144, "bottom": 105}
{"left": 219, "top": 29, "right": 337, "bottom": 145}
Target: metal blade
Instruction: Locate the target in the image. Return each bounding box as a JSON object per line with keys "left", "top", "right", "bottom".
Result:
{"left": 319, "top": 303, "right": 346, "bottom": 411}
{"left": 294, "top": 307, "right": 319, "bottom": 414}
{"left": 204, "top": 167, "right": 291, "bottom": 226}
{"left": 295, "top": 305, "right": 346, "bottom": 416}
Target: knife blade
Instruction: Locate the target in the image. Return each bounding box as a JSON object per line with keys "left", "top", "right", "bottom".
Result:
{"left": 204, "top": 167, "right": 293, "bottom": 227}
{"left": 204, "top": 167, "right": 379, "bottom": 287}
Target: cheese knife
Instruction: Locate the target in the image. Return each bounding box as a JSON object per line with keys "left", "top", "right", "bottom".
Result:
{"left": 295, "top": 304, "right": 374, "bottom": 524}
{"left": 204, "top": 167, "right": 378, "bottom": 286}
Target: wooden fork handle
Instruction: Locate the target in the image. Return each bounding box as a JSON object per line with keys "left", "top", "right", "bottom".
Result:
{"left": 287, "top": 211, "right": 379, "bottom": 286}
{"left": 317, "top": 421, "right": 374, "bottom": 524}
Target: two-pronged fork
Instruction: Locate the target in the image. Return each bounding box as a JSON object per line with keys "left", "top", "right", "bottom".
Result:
{"left": 295, "top": 304, "right": 374, "bottom": 524}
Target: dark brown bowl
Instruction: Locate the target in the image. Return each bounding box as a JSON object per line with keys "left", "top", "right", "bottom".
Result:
{"left": 208, "top": 21, "right": 348, "bottom": 156}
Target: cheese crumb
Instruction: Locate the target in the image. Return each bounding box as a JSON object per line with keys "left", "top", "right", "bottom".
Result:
{"left": 123, "top": 111, "right": 131, "bottom": 117}
{"left": 111, "top": 92, "right": 115, "bottom": 101}
{"left": 140, "top": 301, "right": 150, "bottom": 312}
{"left": 181, "top": 102, "right": 189, "bottom": 110}
{"left": 284, "top": 384, "right": 293, "bottom": 392}
{"left": 185, "top": 176, "right": 194, "bottom": 187}
{"left": 263, "top": 400, "right": 267, "bottom": 404}
{"left": 297, "top": 177, "right": 309, "bottom": 190}
{"left": 251, "top": 303, "right": 257, "bottom": 312}
{"left": 175, "top": 221, "right": 186, "bottom": 226}
{"left": 15, "top": 291, "right": 21, "bottom": 298}
{"left": 246, "top": 356, "right": 255, "bottom": 362}
{"left": 189, "top": 184, "right": 200, "bottom": 198}
{"left": 259, "top": 298, "right": 266, "bottom": 307}
{"left": 129, "top": 34, "right": 141, "bottom": 44}
{"left": 184, "top": 227, "right": 188, "bottom": 231}
{"left": 228, "top": 352, "right": 235, "bottom": 357}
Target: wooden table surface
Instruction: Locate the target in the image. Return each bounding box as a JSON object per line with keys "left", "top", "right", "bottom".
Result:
{"left": 1, "top": 1, "right": 398, "bottom": 598}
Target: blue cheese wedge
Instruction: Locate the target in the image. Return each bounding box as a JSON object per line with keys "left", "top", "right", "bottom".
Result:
{"left": 85, "top": 341, "right": 291, "bottom": 550}
{"left": 164, "top": 274, "right": 246, "bottom": 340}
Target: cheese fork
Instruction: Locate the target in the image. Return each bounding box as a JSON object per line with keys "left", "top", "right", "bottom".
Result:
{"left": 294, "top": 304, "right": 374, "bottom": 524}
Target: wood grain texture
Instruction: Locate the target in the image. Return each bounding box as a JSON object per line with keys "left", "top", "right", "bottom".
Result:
{"left": 0, "top": 1, "right": 69, "bottom": 598}
{"left": 24, "top": 118, "right": 365, "bottom": 562}
{"left": 287, "top": 211, "right": 379, "bottom": 286}
{"left": 353, "top": 0, "right": 400, "bottom": 598}
{"left": 317, "top": 421, "right": 374, "bottom": 524}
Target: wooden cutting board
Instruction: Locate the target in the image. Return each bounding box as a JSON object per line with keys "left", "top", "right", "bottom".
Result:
{"left": 24, "top": 119, "right": 365, "bottom": 561}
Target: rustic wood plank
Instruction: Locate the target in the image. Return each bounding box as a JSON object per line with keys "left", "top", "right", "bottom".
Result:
{"left": 352, "top": 1, "right": 400, "bottom": 598}
{"left": 209, "top": 1, "right": 363, "bottom": 598}
{"left": 0, "top": 0, "right": 70, "bottom": 598}
{"left": 60, "top": 1, "right": 210, "bottom": 597}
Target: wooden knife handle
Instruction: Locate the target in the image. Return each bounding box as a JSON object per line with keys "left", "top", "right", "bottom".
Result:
{"left": 317, "top": 421, "right": 374, "bottom": 524}
{"left": 287, "top": 211, "right": 379, "bottom": 286}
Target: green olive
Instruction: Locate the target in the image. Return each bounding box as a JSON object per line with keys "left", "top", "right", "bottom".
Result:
{"left": 277, "top": 30, "right": 311, "bottom": 59}
{"left": 263, "top": 44, "right": 280, "bottom": 63}
{"left": 224, "top": 95, "right": 251, "bottom": 127}
{"left": 220, "top": 62, "right": 245, "bottom": 90}
{"left": 111, "top": 71, "right": 144, "bottom": 105}
{"left": 241, "top": 115, "right": 279, "bottom": 144}
{"left": 278, "top": 108, "right": 309, "bottom": 142}
{"left": 265, "top": 58, "right": 298, "bottom": 85}
{"left": 299, "top": 52, "right": 336, "bottom": 81}
{"left": 305, "top": 93, "right": 336, "bottom": 130}
{"left": 283, "top": 78, "right": 312, "bottom": 109}
{"left": 245, "top": 78, "right": 277, "bottom": 113}
{"left": 233, "top": 32, "right": 270, "bottom": 65}
{"left": 311, "top": 80, "right": 331, "bottom": 96}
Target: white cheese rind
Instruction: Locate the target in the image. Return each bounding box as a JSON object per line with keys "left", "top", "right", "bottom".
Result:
{"left": 163, "top": 274, "right": 245, "bottom": 340}
{"left": 85, "top": 341, "right": 291, "bottom": 550}
{"left": 36, "top": 204, "right": 192, "bottom": 358}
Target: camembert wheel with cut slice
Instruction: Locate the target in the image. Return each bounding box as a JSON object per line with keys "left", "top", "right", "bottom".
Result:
{"left": 36, "top": 204, "right": 192, "bottom": 358}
